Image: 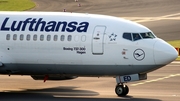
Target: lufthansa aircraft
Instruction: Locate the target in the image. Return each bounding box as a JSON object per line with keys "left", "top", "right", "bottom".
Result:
{"left": 0, "top": 11, "right": 178, "bottom": 96}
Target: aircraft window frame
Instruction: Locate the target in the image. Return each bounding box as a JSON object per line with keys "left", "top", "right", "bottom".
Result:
{"left": 122, "top": 33, "right": 132, "bottom": 41}
{"left": 6, "top": 34, "right": 10, "bottom": 40}
{"left": 13, "top": 34, "right": 17, "bottom": 41}
{"left": 81, "top": 35, "right": 86, "bottom": 42}
{"left": 140, "top": 32, "right": 155, "bottom": 39}
{"left": 60, "top": 35, "right": 65, "bottom": 41}
{"left": 40, "top": 35, "right": 44, "bottom": 41}
{"left": 54, "top": 35, "right": 58, "bottom": 41}
{"left": 20, "top": 34, "right": 24, "bottom": 41}
{"left": 47, "top": 35, "right": 51, "bottom": 41}
{"left": 33, "top": 34, "right": 37, "bottom": 41}
{"left": 67, "top": 35, "right": 72, "bottom": 41}
{"left": 132, "top": 33, "right": 142, "bottom": 41}
{"left": 26, "top": 34, "right": 31, "bottom": 41}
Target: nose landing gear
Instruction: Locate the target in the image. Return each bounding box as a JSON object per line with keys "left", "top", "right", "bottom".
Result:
{"left": 115, "top": 83, "right": 129, "bottom": 96}
{"left": 115, "top": 74, "right": 147, "bottom": 96}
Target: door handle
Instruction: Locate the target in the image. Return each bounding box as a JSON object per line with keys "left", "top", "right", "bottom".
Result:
{"left": 93, "top": 37, "right": 100, "bottom": 40}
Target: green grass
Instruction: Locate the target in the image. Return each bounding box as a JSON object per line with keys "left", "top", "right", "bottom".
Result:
{"left": 168, "top": 40, "right": 180, "bottom": 60}
{"left": 0, "top": 0, "right": 35, "bottom": 11}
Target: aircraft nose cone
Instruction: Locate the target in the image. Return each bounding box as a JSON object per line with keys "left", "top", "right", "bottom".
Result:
{"left": 154, "top": 39, "right": 178, "bottom": 65}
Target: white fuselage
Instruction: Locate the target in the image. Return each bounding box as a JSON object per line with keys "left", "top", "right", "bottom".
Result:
{"left": 0, "top": 12, "right": 178, "bottom": 77}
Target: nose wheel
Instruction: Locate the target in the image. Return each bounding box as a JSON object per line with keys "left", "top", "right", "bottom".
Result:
{"left": 115, "top": 84, "right": 129, "bottom": 96}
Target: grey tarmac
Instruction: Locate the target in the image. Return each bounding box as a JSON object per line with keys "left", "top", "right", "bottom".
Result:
{"left": 0, "top": 62, "right": 180, "bottom": 101}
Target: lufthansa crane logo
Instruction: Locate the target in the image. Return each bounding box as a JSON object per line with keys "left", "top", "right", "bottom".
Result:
{"left": 133, "top": 49, "right": 145, "bottom": 61}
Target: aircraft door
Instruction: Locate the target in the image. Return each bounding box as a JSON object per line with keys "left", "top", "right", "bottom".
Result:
{"left": 92, "top": 26, "right": 106, "bottom": 55}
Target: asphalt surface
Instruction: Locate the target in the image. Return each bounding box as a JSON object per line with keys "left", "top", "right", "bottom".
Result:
{"left": 0, "top": 0, "right": 180, "bottom": 101}
{"left": 31, "top": 0, "right": 180, "bottom": 41}
{"left": 0, "top": 62, "right": 180, "bottom": 101}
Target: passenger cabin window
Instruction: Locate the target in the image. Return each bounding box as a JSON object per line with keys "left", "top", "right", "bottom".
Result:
{"left": 47, "top": 35, "right": 51, "bottom": 41}
{"left": 61, "top": 35, "right": 65, "bottom": 41}
{"left": 6, "top": 34, "right": 98, "bottom": 43}
{"left": 13, "top": 34, "right": 17, "bottom": 40}
{"left": 123, "top": 33, "right": 132, "bottom": 41}
{"left": 54, "top": 35, "right": 58, "bottom": 41}
{"left": 20, "top": 34, "right": 24, "bottom": 41}
{"left": 6, "top": 34, "right": 10, "bottom": 40}
{"left": 33, "top": 34, "right": 37, "bottom": 41}
{"left": 40, "top": 35, "right": 44, "bottom": 41}
{"left": 133, "top": 33, "right": 141, "bottom": 41}
{"left": 27, "top": 34, "right": 30, "bottom": 41}
{"left": 67, "top": 35, "right": 72, "bottom": 41}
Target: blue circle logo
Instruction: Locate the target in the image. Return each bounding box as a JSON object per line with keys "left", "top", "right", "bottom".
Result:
{"left": 133, "top": 49, "right": 145, "bottom": 61}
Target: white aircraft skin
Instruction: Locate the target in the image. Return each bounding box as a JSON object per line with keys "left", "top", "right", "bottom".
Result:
{"left": 0, "top": 11, "right": 178, "bottom": 96}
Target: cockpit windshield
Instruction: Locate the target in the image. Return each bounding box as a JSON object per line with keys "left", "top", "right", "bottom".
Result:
{"left": 122, "top": 32, "right": 156, "bottom": 41}
{"left": 132, "top": 33, "right": 141, "bottom": 41}
{"left": 140, "top": 32, "right": 155, "bottom": 39}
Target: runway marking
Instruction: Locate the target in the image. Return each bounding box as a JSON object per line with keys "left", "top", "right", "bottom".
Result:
{"left": 122, "top": 12, "right": 180, "bottom": 23}
{"left": 172, "top": 61, "right": 180, "bottom": 64}
{"left": 131, "top": 61, "right": 179, "bottom": 86}
{"left": 168, "top": 65, "right": 180, "bottom": 66}
{"left": 131, "top": 74, "right": 180, "bottom": 86}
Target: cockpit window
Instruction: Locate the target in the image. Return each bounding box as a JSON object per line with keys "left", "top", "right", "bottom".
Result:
{"left": 132, "top": 33, "right": 141, "bottom": 41}
{"left": 123, "top": 32, "right": 155, "bottom": 41}
{"left": 140, "top": 32, "right": 155, "bottom": 39}
{"left": 123, "top": 33, "right": 132, "bottom": 41}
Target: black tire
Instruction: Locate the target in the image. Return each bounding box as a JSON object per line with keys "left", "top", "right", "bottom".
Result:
{"left": 115, "top": 85, "right": 129, "bottom": 96}
{"left": 124, "top": 85, "right": 129, "bottom": 95}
